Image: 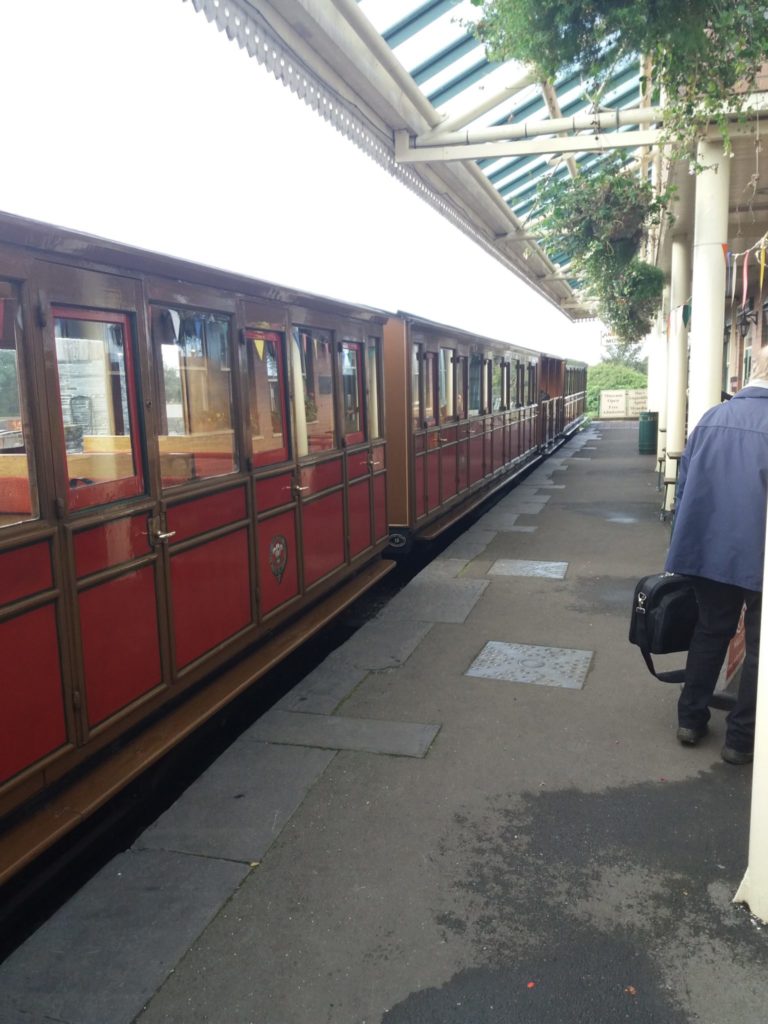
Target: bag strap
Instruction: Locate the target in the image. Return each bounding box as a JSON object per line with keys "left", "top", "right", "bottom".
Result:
{"left": 634, "top": 600, "right": 686, "bottom": 684}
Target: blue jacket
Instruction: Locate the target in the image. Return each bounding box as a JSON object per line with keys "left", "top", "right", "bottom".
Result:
{"left": 664, "top": 386, "right": 768, "bottom": 592}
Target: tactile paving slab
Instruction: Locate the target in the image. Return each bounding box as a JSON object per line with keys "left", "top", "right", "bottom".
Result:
{"left": 488, "top": 559, "right": 568, "bottom": 579}
{"left": 466, "top": 641, "right": 592, "bottom": 689}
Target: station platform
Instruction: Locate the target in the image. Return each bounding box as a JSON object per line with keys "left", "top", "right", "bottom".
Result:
{"left": 1, "top": 421, "right": 765, "bottom": 1024}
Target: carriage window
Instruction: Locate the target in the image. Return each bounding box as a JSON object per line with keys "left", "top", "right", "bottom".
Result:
{"left": 341, "top": 342, "right": 365, "bottom": 444}
{"left": 456, "top": 356, "right": 467, "bottom": 419}
{"left": 0, "top": 286, "right": 37, "bottom": 527}
{"left": 468, "top": 353, "right": 483, "bottom": 416}
{"left": 152, "top": 307, "right": 236, "bottom": 487}
{"left": 246, "top": 330, "right": 289, "bottom": 467}
{"left": 366, "top": 338, "right": 381, "bottom": 439}
{"left": 292, "top": 327, "right": 336, "bottom": 456}
{"left": 439, "top": 348, "right": 455, "bottom": 421}
{"left": 424, "top": 352, "right": 437, "bottom": 427}
{"left": 53, "top": 309, "right": 143, "bottom": 509}
{"left": 515, "top": 361, "right": 524, "bottom": 407}
{"left": 492, "top": 358, "right": 504, "bottom": 412}
{"left": 411, "top": 344, "right": 422, "bottom": 430}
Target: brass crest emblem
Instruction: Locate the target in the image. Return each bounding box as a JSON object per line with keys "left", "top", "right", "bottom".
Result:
{"left": 268, "top": 534, "right": 288, "bottom": 583}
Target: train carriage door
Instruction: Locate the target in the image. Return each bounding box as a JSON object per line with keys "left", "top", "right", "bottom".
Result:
{"left": 151, "top": 303, "right": 252, "bottom": 677}
{"left": 292, "top": 326, "right": 346, "bottom": 590}
{"left": 38, "top": 265, "right": 170, "bottom": 742}
{"left": 246, "top": 326, "right": 300, "bottom": 619}
{"left": 0, "top": 273, "right": 75, "bottom": 795}
{"left": 340, "top": 336, "right": 386, "bottom": 560}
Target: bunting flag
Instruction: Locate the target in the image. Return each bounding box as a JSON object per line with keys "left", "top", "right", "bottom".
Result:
{"left": 743, "top": 250, "right": 750, "bottom": 309}
{"left": 254, "top": 336, "right": 265, "bottom": 360}
{"left": 761, "top": 239, "right": 766, "bottom": 293}
{"left": 682, "top": 302, "right": 691, "bottom": 328}
{"left": 731, "top": 253, "right": 739, "bottom": 304}
{"left": 724, "top": 246, "right": 731, "bottom": 297}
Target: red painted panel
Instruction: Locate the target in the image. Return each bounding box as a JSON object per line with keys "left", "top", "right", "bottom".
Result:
{"left": 373, "top": 473, "right": 388, "bottom": 541}
{"left": 469, "top": 436, "right": 484, "bottom": 485}
{"left": 458, "top": 441, "right": 469, "bottom": 492}
{"left": 171, "top": 529, "right": 252, "bottom": 669}
{"left": 415, "top": 455, "right": 426, "bottom": 519}
{"left": 167, "top": 487, "right": 246, "bottom": 545}
{"left": 440, "top": 445, "right": 457, "bottom": 502}
{"left": 348, "top": 478, "right": 372, "bottom": 557}
{"left": 257, "top": 509, "right": 299, "bottom": 615}
{"left": 255, "top": 472, "right": 294, "bottom": 513}
{"left": 79, "top": 566, "right": 162, "bottom": 726}
{"left": 347, "top": 450, "right": 369, "bottom": 481}
{"left": 302, "top": 491, "right": 344, "bottom": 587}
{"left": 300, "top": 458, "right": 343, "bottom": 496}
{"left": 427, "top": 451, "right": 440, "bottom": 512}
{"left": 414, "top": 433, "right": 426, "bottom": 454}
{"left": 0, "top": 541, "right": 52, "bottom": 606}
{"left": 74, "top": 514, "right": 151, "bottom": 578}
{"left": 0, "top": 604, "right": 66, "bottom": 783}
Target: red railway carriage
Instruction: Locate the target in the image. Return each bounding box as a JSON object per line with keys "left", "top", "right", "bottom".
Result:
{"left": 383, "top": 314, "right": 586, "bottom": 547}
{"left": 0, "top": 212, "right": 586, "bottom": 883}
{"left": 0, "top": 212, "right": 392, "bottom": 879}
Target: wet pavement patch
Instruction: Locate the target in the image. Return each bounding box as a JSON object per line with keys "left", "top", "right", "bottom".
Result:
{"left": 466, "top": 641, "right": 592, "bottom": 688}
{"left": 384, "top": 769, "right": 763, "bottom": 1024}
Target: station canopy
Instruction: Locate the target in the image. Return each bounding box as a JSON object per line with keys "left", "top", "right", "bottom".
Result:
{"left": 188, "top": 0, "right": 658, "bottom": 319}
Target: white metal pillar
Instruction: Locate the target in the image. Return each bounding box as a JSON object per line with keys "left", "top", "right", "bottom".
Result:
{"left": 734, "top": 512, "right": 768, "bottom": 920}
{"left": 665, "top": 237, "right": 691, "bottom": 510}
{"left": 649, "top": 291, "right": 670, "bottom": 464}
{"left": 688, "top": 140, "right": 730, "bottom": 431}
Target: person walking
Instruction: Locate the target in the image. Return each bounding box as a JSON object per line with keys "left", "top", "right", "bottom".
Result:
{"left": 665, "top": 349, "right": 768, "bottom": 764}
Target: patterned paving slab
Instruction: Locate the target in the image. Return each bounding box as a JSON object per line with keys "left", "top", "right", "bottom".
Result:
{"left": 466, "top": 641, "right": 593, "bottom": 689}
{"left": 488, "top": 559, "right": 568, "bottom": 579}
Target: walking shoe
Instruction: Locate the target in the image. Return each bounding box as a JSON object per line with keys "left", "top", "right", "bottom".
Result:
{"left": 676, "top": 725, "right": 708, "bottom": 745}
{"left": 721, "top": 746, "right": 754, "bottom": 765}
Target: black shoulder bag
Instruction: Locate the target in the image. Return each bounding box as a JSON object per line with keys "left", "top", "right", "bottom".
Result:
{"left": 628, "top": 572, "right": 698, "bottom": 683}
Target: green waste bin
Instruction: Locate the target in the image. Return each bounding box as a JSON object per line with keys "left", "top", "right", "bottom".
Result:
{"left": 638, "top": 411, "right": 658, "bottom": 455}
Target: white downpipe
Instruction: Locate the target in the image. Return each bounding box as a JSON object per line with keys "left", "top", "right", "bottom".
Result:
{"left": 734, "top": 505, "right": 768, "bottom": 920}
{"left": 688, "top": 140, "right": 730, "bottom": 431}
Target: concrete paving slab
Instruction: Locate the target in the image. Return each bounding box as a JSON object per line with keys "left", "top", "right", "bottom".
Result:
{"left": 475, "top": 512, "right": 523, "bottom": 529}
{"left": 486, "top": 502, "right": 547, "bottom": 516}
{"left": 0, "top": 849, "right": 248, "bottom": 1024}
{"left": 378, "top": 577, "right": 489, "bottom": 623}
{"left": 135, "top": 739, "right": 334, "bottom": 862}
{"left": 466, "top": 640, "right": 593, "bottom": 688}
{"left": 337, "top": 617, "right": 434, "bottom": 670}
{"left": 276, "top": 652, "right": 368, "bottom": 713}
{"left": 437, "top": 536, "right": 492, "bottom": 559}
{"left": 248, "top": 708, "right": 440, "bottom": 757}
{"left": 415, "top": 558, "right": 469, "bottom": 579}
{"left": 506, "top": 525, "right": 538, "bottom": 532}
{"left": 488, "top": 558, "right": 568, "bottom": 579}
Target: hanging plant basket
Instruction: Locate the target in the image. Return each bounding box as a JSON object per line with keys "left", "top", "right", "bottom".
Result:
{"left": 535, "top": 157, "right": 671, "bottom": 343}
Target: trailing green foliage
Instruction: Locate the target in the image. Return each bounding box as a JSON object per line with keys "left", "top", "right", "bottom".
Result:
{"left": 587, "top": 362, "right": 647, "bottom": 415}
{"left": 537, "top": 156, "right": 668, "bottom": 342}
{"left": 470, "top": 0, "right": 768, "bottom": 155}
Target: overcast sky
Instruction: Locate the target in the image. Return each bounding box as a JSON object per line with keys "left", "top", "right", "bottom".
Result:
{"left": 0, "top": 0, "right": 604, "bottom": 362}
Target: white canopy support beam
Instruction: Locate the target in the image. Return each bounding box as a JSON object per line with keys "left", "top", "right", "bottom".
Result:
{"left": 418, "top": 69, "right": 538, "bottom": 142}
{"left": 397, "top": 128, "right": 664, "bottom": 163}
{"left": 414, "top": 106, "right": 663, "bottom": 146}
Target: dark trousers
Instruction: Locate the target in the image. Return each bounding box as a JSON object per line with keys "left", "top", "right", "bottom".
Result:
{"left": 678, "top": 576, "right": 761, "bottom": 751}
